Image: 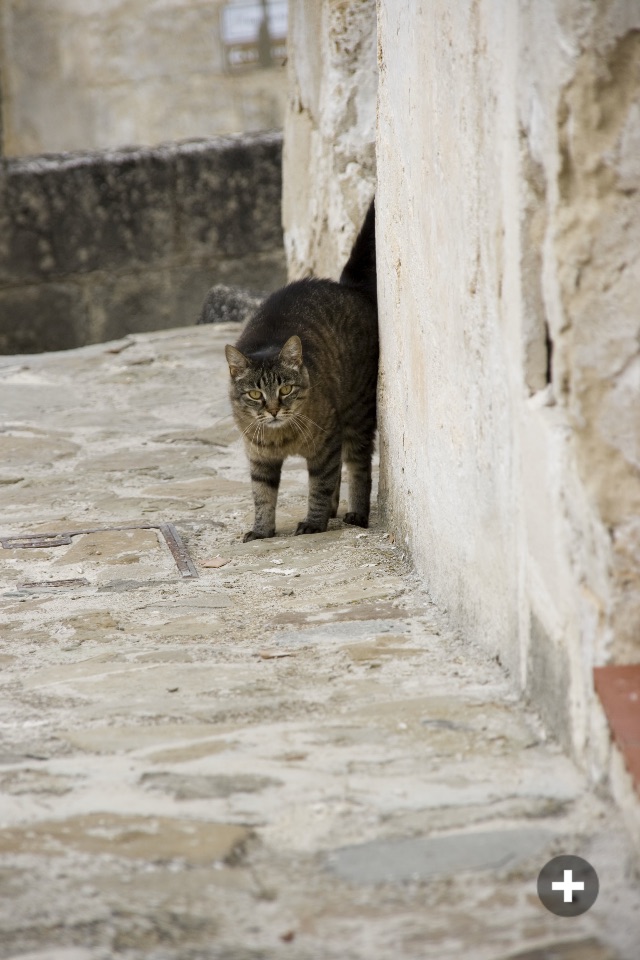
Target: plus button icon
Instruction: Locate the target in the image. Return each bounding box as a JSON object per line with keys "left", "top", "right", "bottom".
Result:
{"left": 552, "top": 868, "right": 585, "bottom": 903}
{"left": 538, "top": 855, "right": 598, "bottom": 916}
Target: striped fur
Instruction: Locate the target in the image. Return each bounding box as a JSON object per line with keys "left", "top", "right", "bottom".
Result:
{"left": 225, "top": 200, "right": 378, "bottom": 541}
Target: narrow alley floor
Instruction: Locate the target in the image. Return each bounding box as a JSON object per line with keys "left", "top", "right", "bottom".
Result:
{"left": 0, "top": 324, "right": 638, "bottom": 960}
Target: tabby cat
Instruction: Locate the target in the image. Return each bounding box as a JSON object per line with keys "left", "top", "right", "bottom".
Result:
{"left": 225, "top": 199, "right": 378, "bottom": 542}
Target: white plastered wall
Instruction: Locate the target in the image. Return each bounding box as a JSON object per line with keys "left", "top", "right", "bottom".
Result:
{"left": 283, "top": 1, "right": 640, "bottom": 820}
{"left": 376, "top": 0, "right": 640, "bottom": 777}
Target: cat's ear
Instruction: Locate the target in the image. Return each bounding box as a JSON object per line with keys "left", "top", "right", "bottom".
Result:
{"left": 225, "top": 345, "right": 250, "bottom": 378}
{"left": 279, "top": 335, "right": 303, "bottom": 369}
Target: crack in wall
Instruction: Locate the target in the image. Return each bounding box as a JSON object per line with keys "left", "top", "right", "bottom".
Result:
{"left": 520, "top": 125, "right": 552, "bottom": 395}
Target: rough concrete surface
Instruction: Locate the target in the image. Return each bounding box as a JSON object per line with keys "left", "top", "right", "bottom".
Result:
{"left": 0, "top": 324, "right": 638, "bottom": 960}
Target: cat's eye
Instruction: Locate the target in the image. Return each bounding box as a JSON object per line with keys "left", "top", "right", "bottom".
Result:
{"left": 247, "top": 390, "right": 263, "bottom": 401}
{"left": 279, "top": 384, "right": 293, "bottom": 396}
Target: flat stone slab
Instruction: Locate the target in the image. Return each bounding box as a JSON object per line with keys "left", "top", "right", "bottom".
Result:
{"left": 59, "top": 722, "right": 234, "bottom": 754}
{"left": 140, "top": 771, "right": 281, "bottom": 800}
{"left": 327, "top": 828, "right": 552, "bottom": 884}
{"left": 5, "top": 951, "right": 96, "bottom": 960}
{"left": 501, "top": 940, "right": 617, "bottom": 960}
{"left": 0, "top": 812, "right": 250, "bottom": 864}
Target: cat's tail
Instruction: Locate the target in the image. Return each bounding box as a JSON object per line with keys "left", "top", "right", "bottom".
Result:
{"left": 339, "top": 197, "right": 377, "bottom": 306}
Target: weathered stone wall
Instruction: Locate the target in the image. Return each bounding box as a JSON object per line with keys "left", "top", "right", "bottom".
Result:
{"left": 282, "top": 0, "right": 377, "bottom": 280}
{"left": 0, "top": 35, "right": 4, "bottom": 159}
{"left": 284, "top": 0, "right": 640, "bottom": 812}
{"left": 0, "top": 0, "right": 287, "bottom": 156}
{"left": 376, "top": 0, "right": 640, "bottom": 776}
{"left": 0, "top": 133, "right": 285, "bottom": 353}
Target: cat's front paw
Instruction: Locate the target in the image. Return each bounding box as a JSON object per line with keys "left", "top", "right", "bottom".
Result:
{"left": 344, "top": 512, "right": 368, "bottom": 528}
{"left": 295, "top": 521, "right": 324, "bottom": 535}
{"left": 243, "top": 529, "right": 274, "bottom": 542}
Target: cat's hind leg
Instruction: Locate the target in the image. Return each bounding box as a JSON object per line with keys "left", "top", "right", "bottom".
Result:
{"left": 330, "top": 466, "right": 342, "bottom": 518}
{"left": 343, "top": 435, "right": 374, "bottom": 528}
{"left": 297, "top": 442, "right": 342, "bottom": 535}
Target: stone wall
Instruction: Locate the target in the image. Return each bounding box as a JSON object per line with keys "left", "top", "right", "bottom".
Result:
{"left": 376, "top": 0, "right": 640, "bottom": 774}
{"left": 284, "top": 0, "right": 640, "bottom": 815}
{"left": 0, "top": 132, "right": 285, "bottom": 353}
{"left": 282, "top": 0, "right": 377, "bottom": 280}
{"left": 0, "top": 0, "right": 287, "bottom": 156}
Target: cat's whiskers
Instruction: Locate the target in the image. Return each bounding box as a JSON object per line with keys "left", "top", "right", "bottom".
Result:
{"left": 295, "top": 411, "right": 328, "bottom": 434}
{"left": 289, "top": 412, "right": 317, "bottom": 454}
{"left": 239, "top": 417, "right": 263, "bottom": 448}
{"left": 238, "top": 419, "right": 255, "bottom": 443}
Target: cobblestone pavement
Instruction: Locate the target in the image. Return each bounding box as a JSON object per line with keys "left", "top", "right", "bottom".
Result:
{"left": 0, "top": 325, "right": 638, "bottom": 960}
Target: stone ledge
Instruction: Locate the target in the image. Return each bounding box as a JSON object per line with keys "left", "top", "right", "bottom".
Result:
{"left": 0, "top": 133, "right": 285, "bottom": 352}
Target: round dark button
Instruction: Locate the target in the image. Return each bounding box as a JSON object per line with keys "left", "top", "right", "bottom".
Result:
{"left": 537, "top": 855, "right": 599, "bottom": 917}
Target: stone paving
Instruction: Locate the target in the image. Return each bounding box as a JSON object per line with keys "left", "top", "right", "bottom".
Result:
{"left": 0, "top": 324, "right": 638, "bottom": 960}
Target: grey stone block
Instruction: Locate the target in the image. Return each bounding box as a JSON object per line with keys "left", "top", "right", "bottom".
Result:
{"left": 197, "top": 283, "right": 264, "bottom": 325}
{"left": 327, "top": 828, "right": 552, "bottom": 885}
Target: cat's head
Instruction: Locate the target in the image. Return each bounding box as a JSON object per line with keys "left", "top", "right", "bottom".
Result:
{"left": 225, "top": 335, "right": 310, "bottom": 430}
